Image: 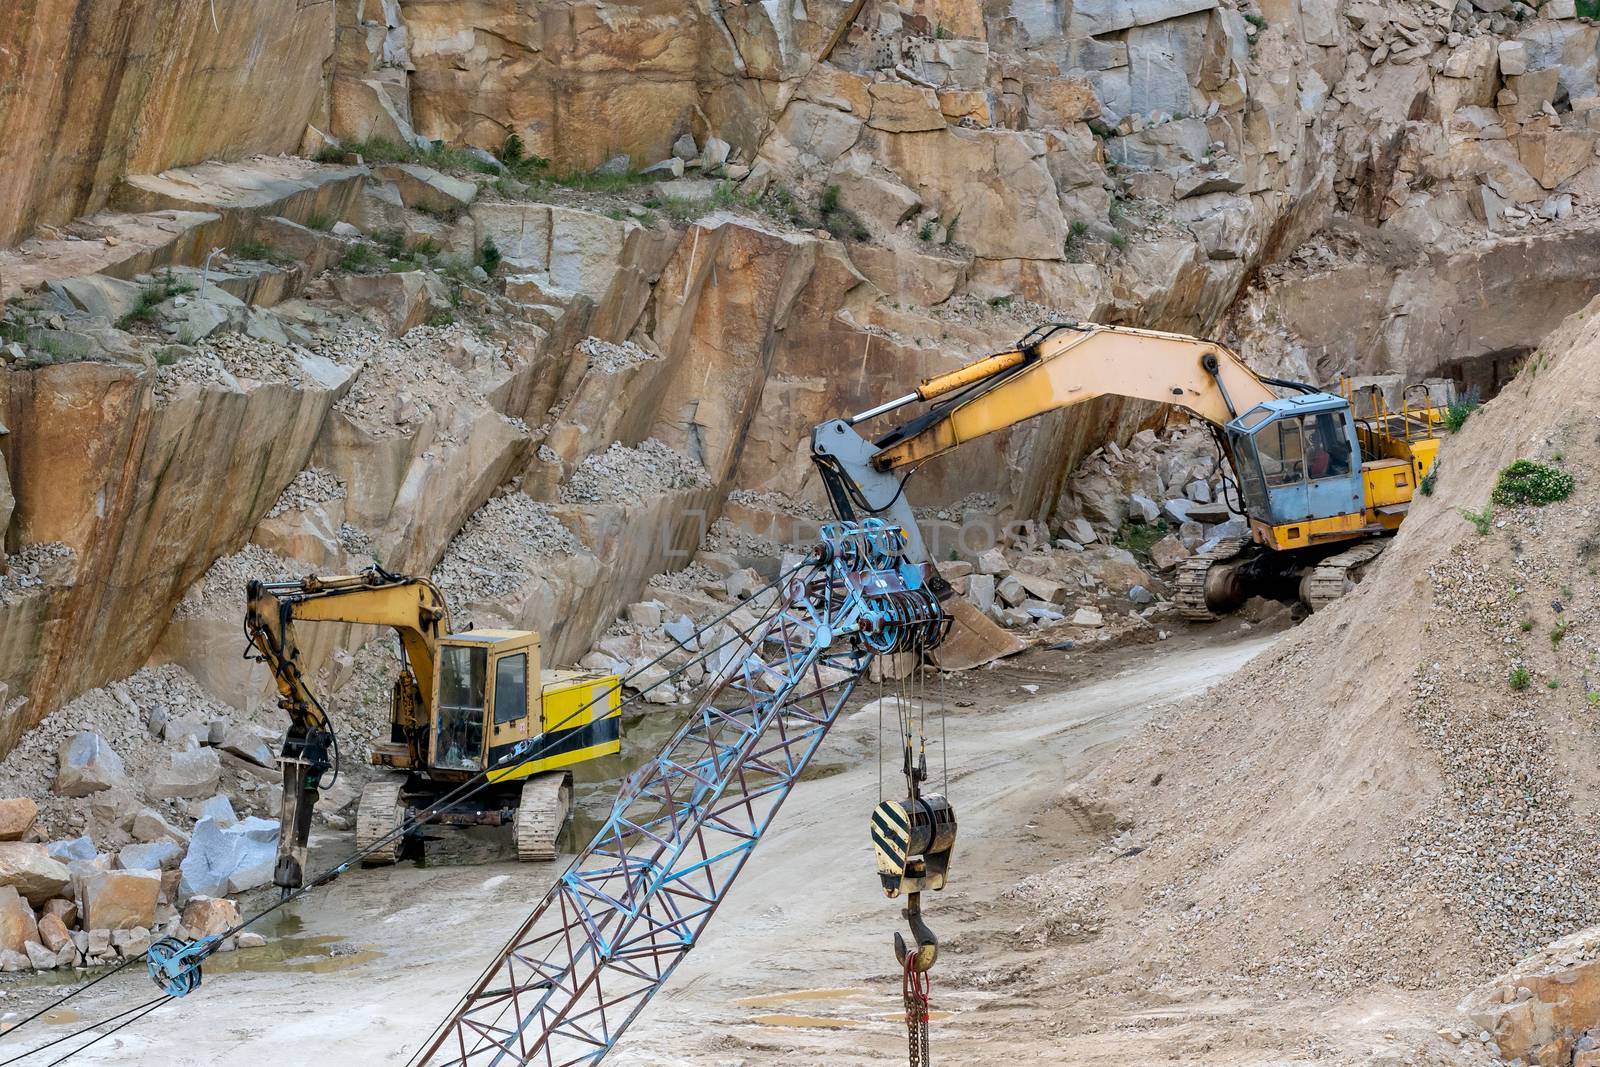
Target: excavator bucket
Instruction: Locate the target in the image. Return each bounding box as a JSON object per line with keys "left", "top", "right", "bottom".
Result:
{"left": 929, "top": 596, "right": 1027, "bottom": 670}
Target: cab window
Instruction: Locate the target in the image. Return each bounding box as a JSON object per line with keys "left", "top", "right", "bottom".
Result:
{"left": 1257, "top": 417, "right": 1305, "bottom": 488}
{"left": 493, "top": 654, "right": 528, "bottom": 725}
{"left": 436, "top": 645, "right": 486, "bottom": 771}
{"left": 1302, "top": 412, "right": 1352, "bottom": 480}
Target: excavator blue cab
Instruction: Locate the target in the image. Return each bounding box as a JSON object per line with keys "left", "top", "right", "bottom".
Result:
{"left": 1225, "top": 394, "right": 1365, "bottom": 527}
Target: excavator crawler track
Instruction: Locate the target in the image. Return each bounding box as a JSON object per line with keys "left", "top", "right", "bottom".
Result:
{"left": 514, "top": 772, "right": 572, "bottom": 862}
{"left": 1301, "top": 539, "right": 1387, "bottom": 611}
{"left": 356, "top": 780, "right": 407, "bottom": 866}
{"left": 1174, "top": 537, "right": 1253, "bottom": 621}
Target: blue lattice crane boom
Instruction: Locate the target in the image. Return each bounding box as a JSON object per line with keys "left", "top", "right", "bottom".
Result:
{"left": 412, "top": 520, "right": 951, "bottom": 1067}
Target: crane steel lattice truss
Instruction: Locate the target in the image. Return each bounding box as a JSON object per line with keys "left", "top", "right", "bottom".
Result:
{"left": 416, "top": 519, "right": 946, "bottom": 1067}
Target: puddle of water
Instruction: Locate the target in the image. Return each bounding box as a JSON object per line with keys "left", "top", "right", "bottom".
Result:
{"left": 199, "top": 934, "right": 383, "bottom": 978}
{"left": 734, "top": 987, "right": 872, "bottom": 1007}
{"left": 751, "top": 1014, "right": 868, "bottom": 1029}
{"left": 40, "top": 1007, "right": 81, "bottom": 1026}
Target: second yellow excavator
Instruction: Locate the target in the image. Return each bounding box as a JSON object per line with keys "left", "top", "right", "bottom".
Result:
{"left": 811, "top": 321, "right": 1442, "bottom": 638}
{"left": 243, "top": 568, "right": 621, "bottom": 893}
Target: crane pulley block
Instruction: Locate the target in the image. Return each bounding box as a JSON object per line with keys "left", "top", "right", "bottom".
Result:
{"left": 872, "top": 793, "right": 956, "bottom": 898}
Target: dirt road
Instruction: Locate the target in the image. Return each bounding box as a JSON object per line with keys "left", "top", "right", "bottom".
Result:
{"left": 0, "top": 627, "right": 1279, "bottom": 1066}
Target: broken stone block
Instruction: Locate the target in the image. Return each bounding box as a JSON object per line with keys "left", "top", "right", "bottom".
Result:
{"left": 1127, "top": 495, "right": 1160, "bottom": 524}
{"left": 119, "top": 841, "right": 182, "bottom": 871}
{"left": 723, "top": 569, "right": 761, "bottom": 600}
{"left": 1021, "top": 600, "right": 1065, "bottom": 623}
{"left": 329, "top": 271, "right": 450, "bottom": 336}
{"left": 41, "top": 897, "right": 76, "bottom": 927}
{"left": 1184, "top": 479, "right": 1213, "bottom": 504}
{"left": 131, "top": 809, "right": 190, "bottom": 846}
{"left": 997, "top": 574, "right": 1028, "bottom": 607}
{"left": 0, "top": 843, "right": 71, "bottom": 905}
{"left": 36, "top": 912, "right": 71, "bottom": 953}
{"left": 976, "top": 548, "right": 1008, "bottom": 575}
{"left": 46, "top": 836, "right": 96, "bottom": 864}
{"left": 25, "top": 940, "right": 57, "bottom": 970}
{"left": 177, "top": 817, "right": 279, "bottom": 900}
{"left": 1129, "top": 585, "right": 1155, "bottom": 605}
{"left": 237, "top": 931, "right": 268, "bottom": 949}
{"left": 1071, "top": 607, "right": 1105, "bottom": 627}
{"left": 0, "top": 798, "right": 37, "bottom": 841}
{"left": 672, "top": 133, "right": 699, "bottom": 160}
{"left": 78, "top": 868, "right": 161, "bottom": 930}
{"left": 966, "top": 572, "right": 997, "bottom": 614}
{"left": 180, "top": 895, "right": 242, "bottom": 939}
{"left": 0, "top": 948, "right": 29, "bottom": 972}
{"left": 0, "top": 886, "right": 38, "bottom": 954}
{"left": 112, "top": 926, "right": 152, "bottom": 958}
{"left": 55, "top": 732, "right": 127, "bottom": 797}
{"left": 191, "top": 794, "right": 237, "bottom": 826}
{"left": 1017, "top": 574, "right": 1068, "bottom": 605}
{"left": 832, "top": 163, "right": 922, "bottom": 234}
{"left": 662, "top": 614, "right": 698, "bottom": 649}
{"left": 1149, "top": 535, "right": 1191, "bottom": 572}
{"left": 149, "top": 748, "right": 223, "bottom": 800}
{"left": 1065, "top": 517, "right": 1097, "bottom": 545}
{"left": 625, "top": 601, "right": 664, "bottom": 628}
{"left": 217, "top": 724, "right": 275, "bottom": 768}
{"left": 936, "top": 560, "right": 974, "bottom": 581}
{"left": 372, "top": 163, "right": 478, "bottom": 214}
{"left": 702, "top": 136, "right": 732, "bottom": 171}
{"left": 1499, "top": 39, "right": 1528, "bottom": 76}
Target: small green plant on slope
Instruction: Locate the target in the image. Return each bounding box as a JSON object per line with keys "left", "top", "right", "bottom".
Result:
{"left": 1444, "top": 390, "right": 1481, "bottom": 433}
{"left": 1510, "top": 666, "right": 1532, "bottom": 691}
{"left": 478, "top": 237, "right": 502, "bottom": 275}
{"left": 1459, "top": 504, "right": 1494, "bottom": 535}
{"left": 1491, "top": 460, "right": 1575, "bottom": 507}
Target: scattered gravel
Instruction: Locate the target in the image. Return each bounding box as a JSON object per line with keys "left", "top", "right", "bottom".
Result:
{"left": 559, "top": 440, "right": 711, "bottom": 504}
{"left": 432, "top": 493, "right": 583, "bottom": 603}
{"left": 700, "top": 518, "right": 786, "bottom": 558}
{"left": 264, "top": 467, "right": 346, "bottom": 519}
{"left": 578, "top": 336, "right": 658, "bottom": 374}
{"left": 727, "top": 489, "right": 828, "bottom": 520}
{"left": 0, "top": 543, "right": 76, "bottom": 604}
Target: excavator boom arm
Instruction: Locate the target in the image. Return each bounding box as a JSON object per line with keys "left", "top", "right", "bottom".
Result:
{"left": 242, "top": 568, "right": 451, "bottom": 893}
{"left": 811, "top": 322, "right": 1278, "bottom": 565}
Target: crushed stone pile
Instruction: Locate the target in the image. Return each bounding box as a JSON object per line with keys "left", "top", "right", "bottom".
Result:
{"left": 0, "top": 542, "right": 76, "bottom": 604}
{"left": 559, "top": 439, "right": 711, "bottom": 504}
{"left": 578, "top": 336, "right": 657, "bottom": 374}
{"left": 323, "top": 323, "right": 523, "bottom": 441}
{"left": 431, "top": 492, "right": 582, "bottom": 603}
{"left": 263, "top": 467, "right": 345, "bottom": 518}
{"left": 1022, "top": 294, "right": 1600, "bottom": 1005}
{"left": 172, "top": 543, "right": 300, "bottom": 620}
{"left": 0, "top": 664, "right": 245, "bottom": 836}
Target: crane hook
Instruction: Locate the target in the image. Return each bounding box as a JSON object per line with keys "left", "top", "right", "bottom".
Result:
{"left": 893, "top": 890, "right": 938, "bottom": 974}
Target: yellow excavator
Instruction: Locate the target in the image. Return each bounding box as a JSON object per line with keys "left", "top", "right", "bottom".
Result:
{"left": 811, "top": 321, "right": 1442, "bottom": 645}
{"left": 243, "top": 568, "right": 621, "bottom": 893}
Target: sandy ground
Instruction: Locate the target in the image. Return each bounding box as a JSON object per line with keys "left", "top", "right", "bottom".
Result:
{"left": 0, "top": 627, "right": 1287, "bottom": 1066}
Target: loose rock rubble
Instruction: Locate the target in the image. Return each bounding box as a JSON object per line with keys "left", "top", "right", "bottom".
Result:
{"left": 577, "top": 336, "right": 657, "bottom": 374}
{"left": 431, "top": 492, "right": 582, "bottom": 603}
{"left": 0, "top": 663, "right": 284, "bottom": 973}
{"left": 263, "top": 467, "right": 345, "bottom": 519}
{"left": 559, "top": 440, "right": 712, "bottom": 505}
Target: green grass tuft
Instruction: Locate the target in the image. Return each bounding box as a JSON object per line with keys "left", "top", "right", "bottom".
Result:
{"left": 1492, "top": 460, "right": 1575, "bottom": 508}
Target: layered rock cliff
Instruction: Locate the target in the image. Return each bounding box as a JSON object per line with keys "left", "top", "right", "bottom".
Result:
{"left": 4, "top": 0, "right": 1600, "bottom": 752}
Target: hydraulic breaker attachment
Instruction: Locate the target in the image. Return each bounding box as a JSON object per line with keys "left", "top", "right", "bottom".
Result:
{"left": 273, "top": 722, "right": 332, "bottom": 895}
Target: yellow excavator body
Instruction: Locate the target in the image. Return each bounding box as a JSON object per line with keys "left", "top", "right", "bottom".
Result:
{"left": 244, "top": 569, "right": 620, "bottom": 888}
